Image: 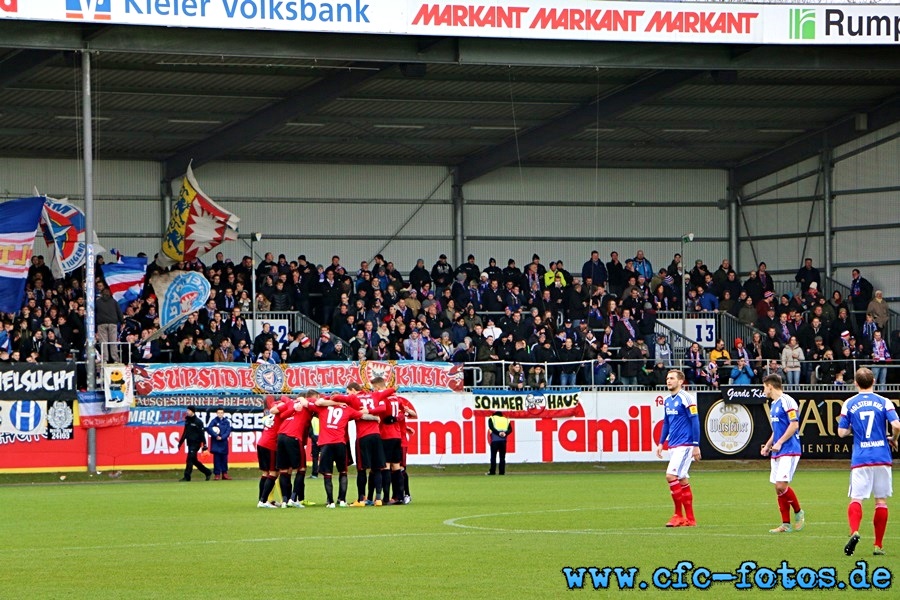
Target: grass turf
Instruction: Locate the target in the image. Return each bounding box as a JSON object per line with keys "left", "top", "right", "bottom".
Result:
{"left": 0, "top": 463, "right": 895, "bottom": 598}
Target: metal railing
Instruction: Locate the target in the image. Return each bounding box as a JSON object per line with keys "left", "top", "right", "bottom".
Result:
{"left": 462, "top": 358, "right": 900, "bottom": 391}
{"left": 774, "top": 277, "right": 899, "bottom": 335}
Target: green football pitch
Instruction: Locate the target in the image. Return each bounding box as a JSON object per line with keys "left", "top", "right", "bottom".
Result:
{"left": 0, "top": 463, "right": 895, "bottom": 598}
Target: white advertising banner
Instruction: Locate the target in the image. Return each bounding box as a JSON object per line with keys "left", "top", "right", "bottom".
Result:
{"left": 403, "top": 390, "right": 667, "bottom": 464}
{"left": 1, "top": 1, "right": 899, "bottom": 45}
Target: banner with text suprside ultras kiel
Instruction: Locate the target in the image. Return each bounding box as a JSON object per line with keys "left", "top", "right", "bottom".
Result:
{"left": 1, "top": 1, "right": 900, "bottom": 45}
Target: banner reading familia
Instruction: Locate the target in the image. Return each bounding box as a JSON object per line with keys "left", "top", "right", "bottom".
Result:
{"left": 132, "top": 361, "right": 465, "bottom": 396}
{"left": 2, "top": 2, "right": 900, "bottom": 45}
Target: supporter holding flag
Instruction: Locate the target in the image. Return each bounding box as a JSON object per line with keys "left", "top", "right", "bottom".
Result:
{"left": 0, "top": 197, "right": 45, "bottom": 314}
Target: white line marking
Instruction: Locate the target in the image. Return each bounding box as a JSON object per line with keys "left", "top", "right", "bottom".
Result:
{"left": 443, "top": 507, "right": 847, "bottom": 539}
{"left": 0, "top": 531, "right": 479, "bottom": 556}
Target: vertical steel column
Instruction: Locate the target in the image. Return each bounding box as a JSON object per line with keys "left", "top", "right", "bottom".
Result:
{"left": 161, "top": 174, "right": 172, "bottom": 235}
{"left": 82, "top": 51, "right": 97, "bottom": 474}
{"left": 822, "top": 146, "right": 834, "bottom": 279}
{"left": 727, "top": 170, "right": 739, "bottom": 275}
{"left": 452, "top": 178, "right": 464, "bottom": 267}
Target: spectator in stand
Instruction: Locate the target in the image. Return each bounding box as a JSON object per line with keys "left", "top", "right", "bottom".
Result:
{"left": 606, "top": 251, "right": 626, "bottom": 297}
{"left": 582, "top": 250, "right": 608, "bottom": 288}
{"left": 781, "top": 336, "right": 804, "bottom": 385}
{"left": 870, "top": 330, "right": 891, "bottom": 387}
{"left": 214, "top": 338, "right": 234, "bottom": 362}
{"left": 731, "top": 357, "right": 755, "bottom": 384}
{"left": 612, "top": 307, "right": 638, "bottom": 348}
{"left": 712, "top": 259, "right": 735, "bottom": 290}
{"left": 757, "top": 291, "right": 776, "bottom": 319}
{"left": 831, "top": 307, "right": 857, "bottom": 345}
{"left": 619, "top": 338, "right": 644, "bottom": 386}
{"left": 818, "top": 349, "right": 842, "bottom": 384}
{"left": 653, "top": 334, "right": 674, "bottom": 368}
{"left": 698, "top": 285, "right": 719, "bottom": 312}
{"left": 867, "top": 290, "right": 890, "bottom": 331}
{"left": 506, "top": 362, "right": 526, "bottom": 390}
{"left": 757, "top": 262, "right": 774, "bottom": 296}
{"left": 431, "top": 254, "right": 453, "bottom": 295}
{"left": 526, "top": 364, "right": 547, "bottom": 389}
{"left": 795, "top": 258, "right": 821, "bottom": 293}
{"left": 456, "top": 254, "right": 480, "bottom": 284}
{"left": 556, "top": 338, "right": 581, "bottom": 386}
{"left": 743, "top": 270, "right": 763, "bottom": 304}
{"left": 849, "top": 268, "right": 874, "bottom": 326}
{"left": 408, "top": 258, "right": 431, "bottom": 291}
{"left": 718, "top": 290, "right": 736, "bottom": 314}
{"left": 96, "top": 288, "right": 123, "bottom": 362}
{"left": 861, "top": 313, "right": 879, "bottom": 344}
{"left": 763, "top": 327, "right": 784, "bottom": 360}
{"left": 633, "top": 250, "right": 653, "bottom": 281}
{"left": 683, "top": 342, "right": 705, "bottom": 385}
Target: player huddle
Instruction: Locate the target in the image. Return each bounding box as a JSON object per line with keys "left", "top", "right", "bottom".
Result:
{"left": 657, "top": 367, "right": 900, "bottom": 557}
{"left": 256, "top": 377, "right": 416, "bottom": 509}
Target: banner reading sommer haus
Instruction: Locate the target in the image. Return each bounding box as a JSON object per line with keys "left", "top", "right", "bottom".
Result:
{"left": 1, "top": 1, "right": 899, "bottom": 44}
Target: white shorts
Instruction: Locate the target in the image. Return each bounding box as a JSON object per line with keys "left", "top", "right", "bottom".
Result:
{"left": 666, "top": 446, "right": 694, "bottom": 480}
{"left": 769, "top": 455, "right": 800, "bottom": 484}
{"left": 849, "top": 466, "right": 893, "bottom": 500}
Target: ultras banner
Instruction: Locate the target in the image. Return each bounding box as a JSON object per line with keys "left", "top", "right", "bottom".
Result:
{"left": 0, "top": 363, "right": 76, "bottom": 402}
{"left": 132, "top": 361, "right": 465, "bottom": 395}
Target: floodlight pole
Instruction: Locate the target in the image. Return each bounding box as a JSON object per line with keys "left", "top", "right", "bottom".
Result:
{"left": 247, "top": 233, "right": 262, "bottom": 338}
{"left": 82, "top": 50, "right": 97, "bottom": 474}
{"left": 680, "top": 233, "right": 695, "bottom": 356}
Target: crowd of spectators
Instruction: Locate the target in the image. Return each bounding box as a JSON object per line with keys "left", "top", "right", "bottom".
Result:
{"left": 0, "top": 248, "right": 896, "bottom": 389}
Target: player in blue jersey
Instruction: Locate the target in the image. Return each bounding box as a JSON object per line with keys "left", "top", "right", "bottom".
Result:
{"left": 760, "top": 374, "right": 805, "bottom": 533}
{"left": 838, "top": 367, "right": 900, "bottom": 556}
{"left": 655, "top": 369, "right": 701, "bottom": 527}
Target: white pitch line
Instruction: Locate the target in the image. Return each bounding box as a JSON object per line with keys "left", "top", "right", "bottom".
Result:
{"left": 0, "top": 530, "right": 480, "bottom": 556}
{"left": 443, "top": 507, "right": 848, "bottom": 539}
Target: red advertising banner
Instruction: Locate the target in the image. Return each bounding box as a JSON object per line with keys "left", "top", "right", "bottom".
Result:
{"left": 132, "top": 361, "right": 464, "bottom": 396}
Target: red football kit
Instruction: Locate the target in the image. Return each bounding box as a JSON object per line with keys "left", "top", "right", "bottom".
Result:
{"left": 332, "top": 389, "right": 392, "bottom": 438}
{"left": 258, "top": 400, "right": 295, "bottom": 450}
{"left": 314, "top": 405, "right": 363, "bottom": 446}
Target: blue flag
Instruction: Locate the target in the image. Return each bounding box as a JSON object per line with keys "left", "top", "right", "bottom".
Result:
{"left": 0, "top": 197, "right": 45, "bottom": 314}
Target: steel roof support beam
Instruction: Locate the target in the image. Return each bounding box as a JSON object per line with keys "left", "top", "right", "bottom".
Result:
{"left": 454, "top": 69, "right": 699, "bottom": 185}
{"left": 734, "top": 95, "right": 900, "bottom": 187}
{"left": 163, "top": 63, "right": 394, "bottom": 181}
{"left": 0, "top": 50, "right": 60, "bottom": 88}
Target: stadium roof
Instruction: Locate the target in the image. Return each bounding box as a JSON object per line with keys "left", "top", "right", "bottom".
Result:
{"left": 2, "top": 22, "right": 900, "bottom": 187}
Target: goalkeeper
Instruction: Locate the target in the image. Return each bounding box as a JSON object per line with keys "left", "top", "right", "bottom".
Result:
{"left": 206, "top": 407, "right": 233, "bottom": 480}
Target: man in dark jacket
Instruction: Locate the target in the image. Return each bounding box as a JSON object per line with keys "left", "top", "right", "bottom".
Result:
{"left": 206, "top": 408, "right": 233, "bottom": 480}
{"left": 409, "top": 259, "right": 432, "bottom": 291}
{"left": 431, "top": 254, "right": 453, "bottom": 294}
{"left": 96, "top": 288, "right": 123, "bottom": 362}
{"left": 178, "top": 406, "right": 212, "bottom": 481}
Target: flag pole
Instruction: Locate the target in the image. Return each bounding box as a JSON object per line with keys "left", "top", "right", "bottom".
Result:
{"left": 82, "top": 50, "right": 98, "bottom": 474}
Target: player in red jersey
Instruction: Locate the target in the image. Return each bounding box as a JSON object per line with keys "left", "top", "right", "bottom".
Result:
{"left": 397, "top": 395, "right": 418, "bottom": 504}
{"left": 330, "top": 382, "right": 393, "bottom": 506}
{"left": 278, "top": 390, "right": 342, "bottom": 508}
{"left": 256, "top": 395, "right": 295, "bottom": 508}
{"left": 311, "top": 393, "right": 380, "bottom": 508}
{"left": 371, "top": 378, "right": 407, "bottom": 505}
